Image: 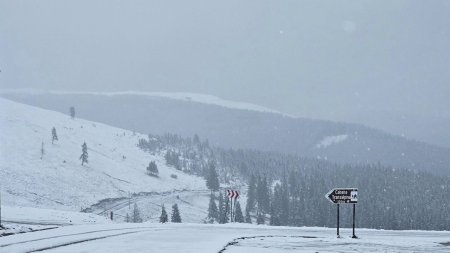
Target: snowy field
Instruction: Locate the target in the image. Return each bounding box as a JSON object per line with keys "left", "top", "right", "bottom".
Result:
{"left": 0, "top": 97, "right": 207, "bottom": 212}
{"left": 1, "top": 223, "right": 449, "bottom": 253}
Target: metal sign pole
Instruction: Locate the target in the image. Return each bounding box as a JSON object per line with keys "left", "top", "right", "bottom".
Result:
{"left": 230, "top": 198, "right": 233, "bottom": 223}
{"left": 0, "top": 190, "right": 2, "bottom": 228}
{"left": 337, "top": 203, "right": 340, "bottom": 238}
{"left": 352, "top": 204, "right": 358, "bottom": 238}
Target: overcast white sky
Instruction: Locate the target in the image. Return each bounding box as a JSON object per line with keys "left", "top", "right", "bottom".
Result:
{"left": 1, "top": 0, "right": 449, "bottom": 146}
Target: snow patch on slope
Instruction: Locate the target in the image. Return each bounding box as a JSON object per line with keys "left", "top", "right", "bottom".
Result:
{"left": 316, "top": 134, "right": 348, "bottom": 148}
{"left": 0, "top": 89, "right": 294, "bottom": 117}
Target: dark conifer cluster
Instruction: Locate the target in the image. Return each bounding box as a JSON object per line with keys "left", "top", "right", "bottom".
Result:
{"left": 146, "top": 161, "right": 159, "bottom": 177}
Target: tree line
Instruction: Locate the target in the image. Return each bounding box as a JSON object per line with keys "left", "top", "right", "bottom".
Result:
{"left": 137, "top": 134, "right": 450, "bottom": 230}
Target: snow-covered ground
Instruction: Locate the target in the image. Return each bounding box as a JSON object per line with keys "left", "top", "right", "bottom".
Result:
{"left": 2, "top": 206, "right": 111, "bottom": 226}
{"left": 0, "top": 206, "right": 111, "bottom": 237}
{"left": 0, "top": 223, "right": 448, "bottom": 253}
{"left": 0, "top": 97, "right": 206, "bottom": 214}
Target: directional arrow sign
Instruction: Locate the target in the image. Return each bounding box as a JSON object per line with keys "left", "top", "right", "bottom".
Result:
{"left": 227, "top": 190, "right": 240, "bottom": 200}
{"left": 325, "top": 188, "right": 358, "bottom": 204}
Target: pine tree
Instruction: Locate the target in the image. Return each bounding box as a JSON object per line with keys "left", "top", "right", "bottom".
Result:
{"left": 280, "top": 182, "right": 290, "bottom": 226}
{"left": 270, "top": 204, "right": 280, "bottom": 226}
{"left": 70, "top": 106, "right": 76, "bottom": 119}
{"left": 165, "top": 150, "right": 181, "bottom": 170}
{"left": 171, "top": 204, "right": 182, "bottom": 223}
{"left": 245, "top": 209, "right": 252, "bottom": 224}
{"left": 289, "top": 197, "right": 303, "bottom": 226}
{"left": 288, "top": 170, "right": 298, "bottom": 198}
{"left": 193, "top": 134, "right": 201, "bottom": 146}
{"left": 256, "top": 176, "right": 270, "bottom": 214}
{"left": 206, "top": 161, "right": 219, "bottom": 192}
{"left": 160, "top": 205, "right": 168, "bottom": 223}
{"left": 132, "top": 203, "right": 143, "bottom": 223}
{"left": 80, "top": 142, "right": 88, "bottom": 166}
{"left": 125, "top": 213, "right": 130, "bottom": 223}
{"left": 218, "top": 192, "right": 228, "bottom": 224}
{"left": 207, "top": 193, "right": 218, "bottom": 223}
{"left": 261, "top": 176, "right": 270, "bottom": 214}
{"left": 246, "top": 174, "right": 257, "bottom": 213}
{"left": 224, "top": 195, "right": 230, "bottom": 224}
{"left": 51, "top": 127, "right": 58, "bottom": 144}
{"left": 147, "top": 161, "right": 159, "bottom": 177}
{"left": 234, "top": 201, "right": 244, "bottom": 223}
{"left": 40, "top": 141, "right": 45, "bottom": 160}
{"left": 218, "top": 192, "right": 224, "bottom": 223}
{"left": 257, "top": 212, "right": 265, "bottom": 225}
{"left": 271, "top": 183, "right": 283, "bottom": 226}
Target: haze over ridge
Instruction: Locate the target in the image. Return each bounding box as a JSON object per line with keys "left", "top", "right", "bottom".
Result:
{"left": 0, "top": 0, "right": 449, "bottom": 147}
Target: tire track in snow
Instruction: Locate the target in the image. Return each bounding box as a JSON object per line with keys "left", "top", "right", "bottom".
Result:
{"left": 218, "top": 235, "right": 319, "bottom": 253}
{"left": 0, "top": 226, "right": 166, "bottom": 248}
{"left": 25, "top": 229, "right": 152, "bottom": 252}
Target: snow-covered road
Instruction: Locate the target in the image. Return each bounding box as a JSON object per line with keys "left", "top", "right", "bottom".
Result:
{"left": 1, "top": 223, "right": 449, "bottom": 253}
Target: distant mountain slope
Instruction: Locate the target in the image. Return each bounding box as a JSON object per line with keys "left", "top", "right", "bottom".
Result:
{"left": 2, "top": 92, "right": 450, "bottom": 176}
{"left": 0, "top": 98, "right": 206, "bottom": 212}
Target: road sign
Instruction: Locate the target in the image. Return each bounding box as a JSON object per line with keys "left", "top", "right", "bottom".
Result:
{"left": 226, "top": 190, "right": 239, "bottom": 223}
{"left": 325, "top": 188, "right": 358, "bottom": 239}
{"left": 325, "top": 188, "right": 358, "bottom": 204}
{"left": 227, "top": 190, "right": 240, "bottom": 200}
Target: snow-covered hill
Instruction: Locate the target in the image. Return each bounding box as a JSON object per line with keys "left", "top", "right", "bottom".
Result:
{"left": 0, "top": 98, "right": 207, "bottom": 214}
{"left": 4, "top": 91, "right": 450, "bottom": 175}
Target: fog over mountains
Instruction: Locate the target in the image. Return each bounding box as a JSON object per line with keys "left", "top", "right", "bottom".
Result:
{"left": 1, "top": 0, "right": 449, "bottom": 147}
{"left": 3, "top": 91, "right": 450, "bottom": 176}
{"left": 1, "top": 1, "right": 450, "bottom": 251}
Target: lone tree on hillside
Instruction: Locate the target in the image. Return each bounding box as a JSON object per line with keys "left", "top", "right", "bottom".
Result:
{"left": 40, "top": 141, "right": 45, "bottom": 160}
{"left": 206, "top": 161, "right": 219, "bottom": 192}
{"left": 80, "top": 142, "right": 88, "bottom": 166}
{"left": 171, "top": 204, "right": 182, "bottom": 223}
{"left": 70, "top": 106, "right": 76, "bottom": 119}
{"left": 51, "top": 127, "right": 58, "bottom": 144}
{"left": 146, "top": 161, "right": 159, "bottom": 177}
{"left": 160, "top": 205, "right": 168, "bottom": 223}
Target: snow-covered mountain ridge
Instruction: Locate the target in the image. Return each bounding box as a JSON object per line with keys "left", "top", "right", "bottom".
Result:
{"left": 0, "top": 89, "right": 291, "bottom": 117}
{"left": 0, "top": 97, "right": 206, "bottom": 212}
